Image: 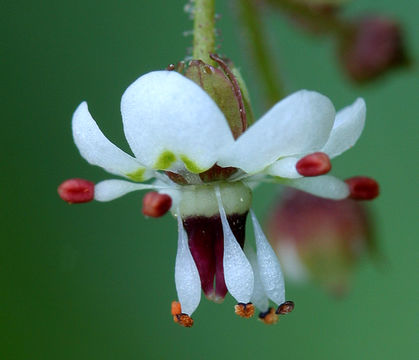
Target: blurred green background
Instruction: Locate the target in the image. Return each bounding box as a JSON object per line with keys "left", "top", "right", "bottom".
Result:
{"left": 1, "top": 0, "right": 418, "bottom": 359}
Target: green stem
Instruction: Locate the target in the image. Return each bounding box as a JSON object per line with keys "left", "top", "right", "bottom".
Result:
{"left": 239, "top": 0, "right": 286, "bottom": 106}
{"left": 193, "top": 0, "right": 216, "bottom": 64}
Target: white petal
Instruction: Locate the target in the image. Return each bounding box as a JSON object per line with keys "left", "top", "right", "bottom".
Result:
{"left": 94, "top": 179, "right": 156, "bottom": 202}
{"left": 218, "top": 90, "right": 335, "bottom": 173}
{"left": 215, "top": 187, "right": 254, "bottom": 303}
{"left": 266, "top": 157, "right": 302, "bottom": 179}
{"left": 322, "top": 98, "right": 366, "bottom": 158}
{"left": 175, "top": 212, "right": 201, "bottom": 316}
{"left": 72, "top": 102, "right": 151, "bottom": 180}
{"left": 121, "top": 71, "right": 235, "bottom": 173}
{"left": 244, "top": 245, "right": 269, "bottom": 312}
{"left": 251, "top": 210, "right": 285, "bottom": 306}
{"left": 280, "top": 175, "right": 349, "bottom": 199}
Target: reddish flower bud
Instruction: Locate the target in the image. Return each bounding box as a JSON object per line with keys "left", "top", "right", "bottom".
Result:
{"left": 142, "top": 192, "right": 172, "bottom": 218}
{"left": 267, "top": 189, "right": 373, "bottom": 297}
{"left": 296, "top": 152, "right": 331, "bottom": 177}
{"left": 339, "top": 16, "right": 408, "bottom": 83}
{"left": 345, "top": 176, "right": 380, "bottom": 200}
{"left": 58, "top": 178, "right": 95, "bottom": 204}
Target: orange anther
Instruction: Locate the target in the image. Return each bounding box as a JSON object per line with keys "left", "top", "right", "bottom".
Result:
{"left": 175, "top": 314, "right": 194, "bottom": 328}
{"left": 259, "top": 308, "right": 278, "bottom": 325}
{"left": 171, "top": 301, "right": 182, "bottom": 316}
{"left": 234, "top": 302, "right": 255, "bottom": 318}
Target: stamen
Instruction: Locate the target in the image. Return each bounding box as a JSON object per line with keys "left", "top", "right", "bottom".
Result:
{"left": 234, "top": 302, "right": 255, "bottom": 318}
{"left": 259, "top": 308, "right": 279, "bottom": 325}
{"left": 175, "top": 314, "right": 194, "bottom": 328}
{"left": 296, "top": 152, "right": 332, "bottom": 177}
{"left": 171, "top": 301, "right": 194, "bottom": 327}
{"left": 345, "top": 176, "right": 380, "bottom": 200}
{"left": 276, "top": 301, "right": 295, "bottom": 315}
{"left": 171, "top": 301, "right": 182, "bottom": 316}
{"left": 215, "top": 187, "right": 254, "bottom": 304}
{"left": 58, "top": 178, "right": 94, "bottom": 203}
{"left": 142, "top": 192, "right": 172, "bottom": 217}
{"left": 174, "top": 210, "right": 201, "bottom": 317}
{"left": 250, "top": 210, "right": 285, "bottom": 306}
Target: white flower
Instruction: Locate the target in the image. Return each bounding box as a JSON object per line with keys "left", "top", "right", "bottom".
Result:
{"left": 71, "top": 70, "right": 366, "bottom": 325}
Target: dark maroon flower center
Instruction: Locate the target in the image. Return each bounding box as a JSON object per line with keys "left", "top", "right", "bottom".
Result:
{"left": 183, "top": 212, "right": 248, "bottom": 301}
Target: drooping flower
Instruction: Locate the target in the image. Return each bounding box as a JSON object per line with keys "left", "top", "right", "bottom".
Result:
{"left": 267, "top": 188, "right": 375, "bottom": 297}
{"left": 338, "top": 16, "right": 409, "bottom": 83}
{"left": 60, "top": 65, "right": 373, "bottom": 326}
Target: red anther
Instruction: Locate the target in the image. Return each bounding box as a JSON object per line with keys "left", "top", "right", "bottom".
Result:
{"left": 58, "top": 178, "right": 94, "bottom": 204}
{"left": 142, "top": 192, "right": 172, "bottom": 218}
{"left": 345, "top": 176, "right": 380, "bottom": 200}
{"left": 296, "top": 152, "right": 331, "bottom": 177}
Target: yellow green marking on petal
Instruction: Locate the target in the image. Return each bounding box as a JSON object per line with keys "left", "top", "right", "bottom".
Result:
{"left": 154, "top": 150, "right": 176, "bottom": 169}
{"left": 126, "top": 167, "right": 146, "bottom": 182}
{"left": 180, "top": 155, "right": 206, "bottom": 174}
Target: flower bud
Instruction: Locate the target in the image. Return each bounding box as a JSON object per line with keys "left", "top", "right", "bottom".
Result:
{"left": 338, "top": 16, "right": 408, "bottom": 83}
{"left": 184, "top": 56, "right": 254, "bottom": 139}
{"left": 296, "top": 152, "right": 331, "bottom": 177}
{"left": 267, "top": 189, "right": 373, "bottom": 297}
{"left": 180, "top": 56, "right": 255, "bottom": 183}
{"left": 142, "top": 192, "right": 172, "bottom": 218}
{"left": 58, "top": 178, "right": 94, "bottom": 203}
{"left": 345, "top": 176, "right": 379, "bottom": 200}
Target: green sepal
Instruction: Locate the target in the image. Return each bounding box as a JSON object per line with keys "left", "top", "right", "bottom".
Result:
{"left": 185, "top": 60, "right": 245, "bottom": 139}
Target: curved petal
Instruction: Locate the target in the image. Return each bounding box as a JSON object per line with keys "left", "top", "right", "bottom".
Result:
{"left": 175, "top": 213, "right": 201, "bottom": 316}
{"left": 217, "top": 90, "right": 335, "bottom": 173}
{"left": 280, "top": 175, "right": 349, "bottom": 200}
{"left": 215, "top": 187, "right": 254, "bottom": 303}
{"left": 266, "top": 157, "right": 302, "bottom": 179}
{"left": 72, "top": 102, "right": 151, "bottom": 181}
{"left": 322, "top": 98, "right": 366, "bottom": 158}
{"left": 94, "top": 179, "right": 156, "bottom": 202}
{"left": 121, "top": 71, "right": 235, "bottom": 173}
{"left": 245, "top": 245, "right": 269, "bottom": 312}
{"left": 251, "top": 210, "right": 285, "bottom": 306}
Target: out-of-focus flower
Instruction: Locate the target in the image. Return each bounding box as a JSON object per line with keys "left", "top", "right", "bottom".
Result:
{"left": 59, "top": 60, "right": 375, "bottom": 326}
{"left": 267, "top": 188, "right": 373, "bottom": 297}
{"left": 338, "top": 16, "right": 408, "bottom": 83}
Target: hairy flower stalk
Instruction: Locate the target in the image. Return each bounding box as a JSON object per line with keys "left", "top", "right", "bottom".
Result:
{"left": 192, "top": 0, "right": 216, "bottom": 65}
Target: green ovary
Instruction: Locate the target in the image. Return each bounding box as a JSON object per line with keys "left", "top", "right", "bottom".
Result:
{"left": 179, "top": 181, "right": 252, "bottom": 218}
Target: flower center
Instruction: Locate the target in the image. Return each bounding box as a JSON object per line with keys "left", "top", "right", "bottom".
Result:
{"left": 178, "top": 181, "right": 252, "bottom": 218}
